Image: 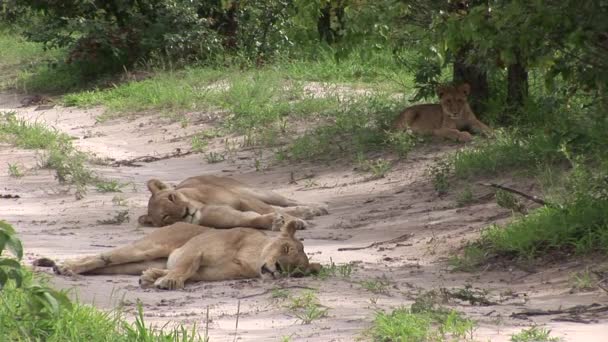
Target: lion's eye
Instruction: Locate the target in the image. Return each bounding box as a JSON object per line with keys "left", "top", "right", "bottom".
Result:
{"left": 162, "top": 215, "right": 170, "bottom": 222}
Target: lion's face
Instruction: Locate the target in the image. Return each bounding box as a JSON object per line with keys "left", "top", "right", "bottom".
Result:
{"left": 138, "top": 179, "right": 202, "bottom": 227}
{"left": 258, "top": 221, "right": 321, "bottom": 279}
{"left": 438, "top": 83, "right": 471, "bottom": 120}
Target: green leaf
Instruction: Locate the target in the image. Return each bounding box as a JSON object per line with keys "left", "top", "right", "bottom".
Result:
{"left": 8, "top": 268, "right": 22, "bottom": 288}
{"left": 6, "top": 236, "right": 23, "bottom": 260}
{"left": 43, "top": 291, "right": 61, "bottom": 313}
{"left": 0, "top": 269, "right": 7, "bottom": 288}
{"left": 0, "top": 259, "right": 21, "bottom": 269}
{"left": 0, "top": 220, "right": 16, "bottom": 235}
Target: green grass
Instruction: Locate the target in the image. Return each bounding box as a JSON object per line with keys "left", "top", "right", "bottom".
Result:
{"left": 451, "top": 129, "right": 564, "bottom": 179}
{"left": 7, "top": 162, "right": 24, "bottom": 178}
{"left": 0, "top": 220, "right": 205, "bottom": 341}
{"left": 360, "top": 278, "right": 391, "bottom": 294}
{"left": 0, "top": 27, "right": 87, "bottom": 93}
{"left": 372, "top": 306, "right": 475, "bottom": 341}
{"left": 467, "top": 164, "right": 608, "bottom": 261}
{"left": 0, "top": 112, "right": 96, "bottom": 197}
{"left": 285, "top": 291, "right": 329, "bottom": 325}
{"left": 95, "top": 180, "right": 129, "bottom": 193}
{"left": 510, "top": 326, "right": 560, "bottom": 342}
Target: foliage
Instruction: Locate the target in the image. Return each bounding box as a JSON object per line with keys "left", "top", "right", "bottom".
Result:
{"left": 476, "top": 165, "right": 608, "bottom": 260}
{"left": 0, "top": 112, "right": 95, "bottom": 197}
{"left": 0, "top": 220, "right": 205, "bottom": 341}
{"left": 372, "top": 304, "right": 475, "bottom": 342}
{"left": 510, "top": 326, "right": 560, "bottom": 342}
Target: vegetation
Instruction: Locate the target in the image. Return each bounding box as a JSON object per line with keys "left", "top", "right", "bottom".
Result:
{"left": 285, "top": 291, "right": 329, "bottom": 325}
{"left": 372, "top": 299, "right": 475, "bottom": 342}
{"left": 0, "top": 220, "right": 205, "bottom": 341}
{"left": 0, "top": 112, "right": 95, "bottom": 197}
{"left": 510, "top": 326, "right": 560, "bottom": 342}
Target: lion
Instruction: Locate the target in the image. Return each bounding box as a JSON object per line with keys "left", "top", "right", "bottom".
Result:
{"left": 52, "top": 218, "right": 321, "bottom": 290}
{"left": 392, "top": 83, "right": 491, "bottom": 142}
{"left": 137, "top": 175, "right": 328, "bottom": 230}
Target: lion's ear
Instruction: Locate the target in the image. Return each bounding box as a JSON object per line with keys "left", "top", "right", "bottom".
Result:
{"left": 280, "top": 220, "right": 298, "bottom": 238}
{"left": 436, "top": 85, "right": 447, "bottom": 98}
{"left": 138, "top": 214, "right": 153, "bottom": 226}
{"left": 147, "top": 179, "right": 168, "bottom": 194}
{"left": 459, "top": 83, "right": 471, "bottom": 96}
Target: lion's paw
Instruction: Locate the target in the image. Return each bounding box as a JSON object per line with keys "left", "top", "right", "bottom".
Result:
{"left": 139, "top": 268, "right": 167, "bottom": 288}
{"left": 53, "top": 263, "right": 76, "bottom": 276}
{"left": 154, "top": 276, "right": 185, "bottom": 290}
{"left": 271, "top": 213, "right": 286, "bottom": 231}
{"left": 292, "top": 218, "right": 307, "bottom": 230}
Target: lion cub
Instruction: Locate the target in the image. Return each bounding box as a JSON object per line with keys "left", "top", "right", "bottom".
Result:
{"left": 393, "top": 83, "right": 491, "bottom": 142}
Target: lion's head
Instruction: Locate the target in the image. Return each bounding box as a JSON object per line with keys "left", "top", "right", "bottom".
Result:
{"left": 258, "top": 220, "right": 321, "bottom": 279}
{"left": 438, "top": 83, "right": 471, "bottom": 120}
{"left": 138, "top": 179, "right": 202, "bottom": 227}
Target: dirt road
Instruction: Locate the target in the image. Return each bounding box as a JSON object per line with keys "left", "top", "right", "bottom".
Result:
{"left": 1, "top": 92, "right": 607, "bottom": 341}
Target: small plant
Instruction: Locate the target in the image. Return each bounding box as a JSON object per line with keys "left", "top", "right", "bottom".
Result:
{"left": 95, "top": 179, "right": 127, "bottom": 193}
{"left": 510, "top": 326, "right": 560, "bottom": 342}
{"left": 448, "top": 245, "right": 486, "bottom": 272}
{"left": 496, "top": 189, "right": 526, "bottom": 214}
{"left": 570, "top": 268, "right": 596, "bottom": 292}
{"left": 456, "top": 186, "right": 474, "bottom": 207}
{"left": 191, "top": 134, "right": 208, "bottom": 153}
{"left": 315, "top": 259, "right": 354, "bottom": 280}
{"left": 111, "top": 195, "right": 128, "bottom": 206}
{"left": 286, "top": 291, "right": 329, "bottom": 325}
{"left": 385, "top": 130, "right": 417, "bottom": 158}
{"left": 372, "top": 305, "right": 475, "bottom": 341}
{"left": 271, "top": 288, "right": 290, "bottom": 299}
{"left": 428, "top": 159, "right": 453, "bottom": 195}
{"left": 360, "top": 277, "right": 391, "bottom": 294}
{"left": 97, "top": 210, "right": 130, "bottom": 225}
{"left": 304, "top": 179, "right": 318, "bottom": 188}
{"left": 357, "top": 156, "right": 392, "bottom": 179}
{"left": 205, "top": 151, "right": 225, "bottom": 163}
{"left": 7, "top": 163, "right": 23, "bottom": 178}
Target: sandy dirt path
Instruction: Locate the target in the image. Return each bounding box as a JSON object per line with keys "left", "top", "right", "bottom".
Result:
{"left": 1, "top": 92, "right": 607, "bottom": 341}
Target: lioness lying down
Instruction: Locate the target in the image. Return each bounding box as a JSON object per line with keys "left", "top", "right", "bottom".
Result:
{"left": 53, "top": 219, "right": 320, "bottom": 290}
{"left": 138, "top": 175, "right": 328, "bottom": 230}
{"left": 393, "top": 83, "right": 491, "bottom": 142}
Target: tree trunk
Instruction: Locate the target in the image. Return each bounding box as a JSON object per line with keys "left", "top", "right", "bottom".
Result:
{"left": 506, "top": 50, "right": 528, "bottom": 116}
{"left": 453, "top": 46, "right": 489, "bottom": 115}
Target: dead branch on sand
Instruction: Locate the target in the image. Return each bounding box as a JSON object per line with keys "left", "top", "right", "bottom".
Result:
{"left": 478, "top": 183, "right": 549, "bottom": 206}
{"left": 338, "top": 233, "right": 413, "bottom": 251}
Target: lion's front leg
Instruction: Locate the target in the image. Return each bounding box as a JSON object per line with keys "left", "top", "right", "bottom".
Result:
{"left": 279, "top": 204, "right": 328, "bottom": 220}
{"left": 470, "top": 118, "right": 492, "bottom": 136}
{"left": 154, "top": 256, "right": 203, "bottom": 290}
{"left": 434, "top": 127, "right": 472, "bottom": 142}
{"left": 198, "top": 205, "right": 286, "bottom": 230}
{"left": 55, "top": 245, "right": 169, "bottom": 276}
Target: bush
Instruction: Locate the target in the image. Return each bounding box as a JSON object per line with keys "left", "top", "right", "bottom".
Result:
{"left": 0, "top": 220, "right": 204, "bottom": 341}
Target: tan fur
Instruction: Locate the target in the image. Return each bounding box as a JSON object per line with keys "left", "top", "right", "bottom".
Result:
{"left": 392, "top": 83, "right": 492, "bottom": 142}
{"left": 54, "top": 220, "right": 321, "bottom": 290}
{"left": 138, "top": 175, "right": 328, "bottom": 230}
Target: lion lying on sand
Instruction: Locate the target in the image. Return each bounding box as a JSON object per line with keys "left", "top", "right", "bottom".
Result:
{"left": 393, "top": 83, "right": 491, "bottom": 142}
{"left": 52, "top": 218, "right": 320, "bottom": 290}
{"left": 138, "top": 175, "right": 328, "bottom": 230}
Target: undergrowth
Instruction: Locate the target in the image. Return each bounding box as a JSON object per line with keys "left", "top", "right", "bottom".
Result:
{"left": 371, "top": 293, "right": 475, "bottom": 341}
{"left": 0, "top": 112, "right": 96, "bottom": 197}
{"left": 0, "top": 220, "right": 205, "bottom": 342}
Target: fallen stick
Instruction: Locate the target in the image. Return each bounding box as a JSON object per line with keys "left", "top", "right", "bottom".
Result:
{"left": 478, "top": 183, "right": 548, "bottom": 206}
{"left": 238, "top": 285, "right": 317, "bottom": 300}
{"left": 110, "top": 149, "right": 195, "bottom": 167}
{"left": 338, "top": 233, "right": 413, "bottom": 251}
{"left": 511, "top": 303, "right": 608, "bottom": 318}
